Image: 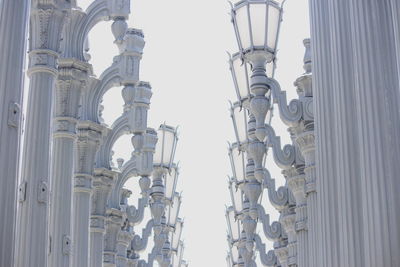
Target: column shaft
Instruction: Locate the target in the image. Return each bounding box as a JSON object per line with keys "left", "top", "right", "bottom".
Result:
{"left": 0, "top": 0, "right": 29, "bottom": 265}
{"left": 91, "top": 226, "right": 106, "bottom": 267}
{"left": 72, "top": 123, "right": 102, "bottom": 267}
{"left": 309, "top": 1, "right": 339, "bottom": 266}
{"left": 310, "top": 0, "right": 400, "bottom": 266}
{"left": 48, "top": 63, "right": 88, "bottom": 267}
{"left": 349, "top": 1, "right": 400, "bottom": 265}
{"left": 15, "top": 5, "right": 66, "bottom": 266}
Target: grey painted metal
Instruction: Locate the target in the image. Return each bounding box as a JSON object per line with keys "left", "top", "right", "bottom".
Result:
{"left": 48, "top": 0, "right": 130, "bottom": 264}
{"left": 310, "top": 1, "right": 400, "bottom": 266}
{"left": 0, "top": 0, "right": 30, "bottom": 266}
{"left": 15, "top": 1, "right": 68, "bottom": 266}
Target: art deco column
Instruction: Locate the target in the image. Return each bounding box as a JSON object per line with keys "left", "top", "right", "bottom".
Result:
{"left": 104, "top": 209, "right": 125, "bottom": 267}
{"left": 309, "top": 0, "right": 400, "bottom": 266}
{"left": 90, "top": 168, "right": 116, "bottom": 267}
{"left": 290, "top": 39, "right": 313, "bottom": 267}
{"left": 72, "top": 122, "right": 103, "bottom": 267}
{"left": 116, "top": 227, "right": 134, "bottom": 267}
{"left": 15, "top": 2, "right": 67, "bottom": 266}
{"left": 0, "top": 1, "right": 29, "bottom": 266}
{"left": 48, "top": 61, "right": 90, "bottom": 267}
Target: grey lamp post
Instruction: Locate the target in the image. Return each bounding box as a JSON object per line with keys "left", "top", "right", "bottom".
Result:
{"left": 231, "top": 0, "right": 283, "bottom": 141}
{"left": 150, "top": 124, "right": 179, "bottom": 234}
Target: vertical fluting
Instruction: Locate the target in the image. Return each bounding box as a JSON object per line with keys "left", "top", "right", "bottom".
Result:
{"left": 0, "top": 0, "right": 29, "bottom": 266}
{"left": 72, "top": 123, "right": 102, "bottom": 267}
{"left": 48, "top": 64, "right": 88, "bottom": 267}
{"left": 309, "top": 1, "right": 339, "bottom": 266}
{"left": 15, "top": 72, "right": 56, "bottom": 267}
{"left": 15, "top": 4, "right": 66, "bottom": 266}
{"left": 309, "top": 0, "right": 400, "bottom": 266}
{"left": 349, "top": 1, "right": 400, "bottom": 266}
{"left": 90, "top": 170, "right": 115, "bottom": 267}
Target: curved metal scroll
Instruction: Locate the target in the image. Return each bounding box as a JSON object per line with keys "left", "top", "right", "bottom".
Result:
{"left": 257, "top": 204, "right": 282, "bottom": 242}
{"left": 126, "top": 197, "right": 148, "bottom": 225}
{"left": 131, "top": 219, "right": 154, "bottom": 252}
{"left": 264, "top": 124, "right": 296, "bottom": 169}
{"left": 109, "top": 158, "right": 138, "bottom": 209}
{"left": 254, "top": 234, "right": 277, "bottom": 267}
{"left": 262, "top": 169, "right": 289, "bottom": 211}
{"left": 268, "top": 77, "right": 303, "bottom": 127}
{"left": 96, "top": 115, "right": 130, "bottom": 169}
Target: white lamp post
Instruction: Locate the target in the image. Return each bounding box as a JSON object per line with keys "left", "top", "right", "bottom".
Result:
{"left": 231, "top": 0, "right": 283, "bottom": 141}
{"left": 150, "top": 124, "right": 179, "bottom": 234}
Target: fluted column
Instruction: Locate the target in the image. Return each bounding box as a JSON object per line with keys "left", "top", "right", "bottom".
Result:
{"left": 310, "top": 0, "right": 400, "bottom": 266}
{"left": 116, "top": 229, "right": 134, "bottom": 267}
{"left": 295, "top": 130, "right": 315, "bottom": 267}
{"left": 285, "top": 166, "right": 306, "bottom": 267}
{"left": 72, "top": 121, "right": 103, "bottom": 267}
{"left": 349, "top": 1, "right": 400, "bottom": 266}
{"left": 308, "top": 1, "right": 339, "bottom": 266}
{"left": 15, "top": 3, "right": 67, "bottom": 266}
{"left": 0, "top": 1, "right": 29, "bottom": 265}
{"left": 90, "top": 168, "right": 116, "bottom": 267}
{"left": 104, "top": 209, "right": 125, "bottom": 267}
{"left": 48, "top": 60, "right": 90, "bottom": 267}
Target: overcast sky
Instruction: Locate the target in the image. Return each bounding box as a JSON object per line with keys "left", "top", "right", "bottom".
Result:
{"left": 78, "top": 0, "right": 310, "bottom": 266}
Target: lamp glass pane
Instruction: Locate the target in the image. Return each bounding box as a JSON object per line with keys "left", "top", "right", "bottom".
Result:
{"left": 154, "top": 125, "right": 177, "bottom": 168}
{"left": 235, "top": 5, "right": 251, "bottom": 50}
{"left": 165, "top": 168, "right": 177, "bottom": 200}
{"left": 168, "top": 194, "right": 180, "bottom": 226}
{"left": 233, "top": 105, "right": 248, "bottom": 144}
{"left": 231, "top": 245, "right": 239, "bottom": 262}
{"left": 266, "top": 61, "right": 275, "bottom": 78}
{"left": 228, "top": 209, "right": 240, "bottom": 240}
{"left": 172, "top": 221, "right": 182, "bottom": 250}
{"left": 267, "top": 5, "right": 280, "bottom": 50}
{"left": 250, "top": 3, "right": 267, "bottom": 47}
{"left": 163, "top": 129, "right": 175, "bottom": 165}
{"left": 231, "top": 145, "right": 246, "bottom": 183}
{"left": 232, "top": 56, "right": 250, "bottom": 100}
{"left": 153, "top": 133, "right": 163, "bottom": 165}
{"left": 232, "top": 185, "right": 244, "bottom": 214}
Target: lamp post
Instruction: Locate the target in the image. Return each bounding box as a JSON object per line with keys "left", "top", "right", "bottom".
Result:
{"left": 150, "top": 124, "right": 178, "bottom": 234}
{"left": 231, "top": 0, "right": 283, "bottom": 141}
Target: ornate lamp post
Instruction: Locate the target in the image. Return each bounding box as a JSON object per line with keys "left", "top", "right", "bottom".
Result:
{"left": 150, "top": 124, "right": 179, "bottom": 234}
{"left": 231, "top": 0, "right": 283, "bottom": 141}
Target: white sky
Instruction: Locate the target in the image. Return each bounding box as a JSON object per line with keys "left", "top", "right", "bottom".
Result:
{"left": 79, "top": 0, "right": 310, "bottom": 266}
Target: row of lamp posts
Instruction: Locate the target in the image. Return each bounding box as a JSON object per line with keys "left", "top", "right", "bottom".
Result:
{"left": 224, "top": 1, "right": 314, "bottom": 267}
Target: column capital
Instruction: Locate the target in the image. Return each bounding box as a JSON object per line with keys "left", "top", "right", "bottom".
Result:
{"left": 117, "top": 229, "right": 134, "bottom": 246}
{"left": 90, "top": 215, "right": 106, "bottom": 233}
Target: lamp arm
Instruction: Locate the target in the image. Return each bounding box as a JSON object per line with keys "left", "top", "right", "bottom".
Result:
{"left": 131, "top": 219, "right": 154, "bottom": 252}
{"left": 262, "top": 169, "right": 289, "bottom": 211}
{"left": 254, "top": 234, "right": 278, "bottom": 267}
{"left": 268, "top": 77, "right": 303, "bottom": 127}
{"left": 257, "top": 204, "right": 282, "bottom": 241}
{"left": 264, "top": 124, "right": 296, "bottom": 169}
{"left": 126, "top": 196, "right": 148, "bottom": 225}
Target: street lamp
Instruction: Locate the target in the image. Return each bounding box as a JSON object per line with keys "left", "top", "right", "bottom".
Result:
{"left": 165, "top": 165, "right": 179, "bottom": 203}
{"left": 171, "top": 219, "right": 183, "bottom": 253}
{"left": 153, "top": 123, "right": 179, "bottom": 171}
{"left": 229, "top": 53, "right": 275, "bottom": 108}
{"left": 228, "top": 178, "right": 244, "bottom": 216}
{"left": 231, "top": 0, "right": 283, "bottom": 141}
{"left": 166, "top": 193, "right": 182, "bottom": 229}
{"left": 150, "top": 124, "right": 179, "bottom": 234}
{"left": 230, "top": 101, "right": 249, "bottom": 148}
{"left": 231, "top": 0, "right": 283, "bottom": 57}
{"left": 226, "top": 206, "right": 241, "bottom": 243}
{"left": 229, "top": 143, "right": 247, "bottom": 184}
